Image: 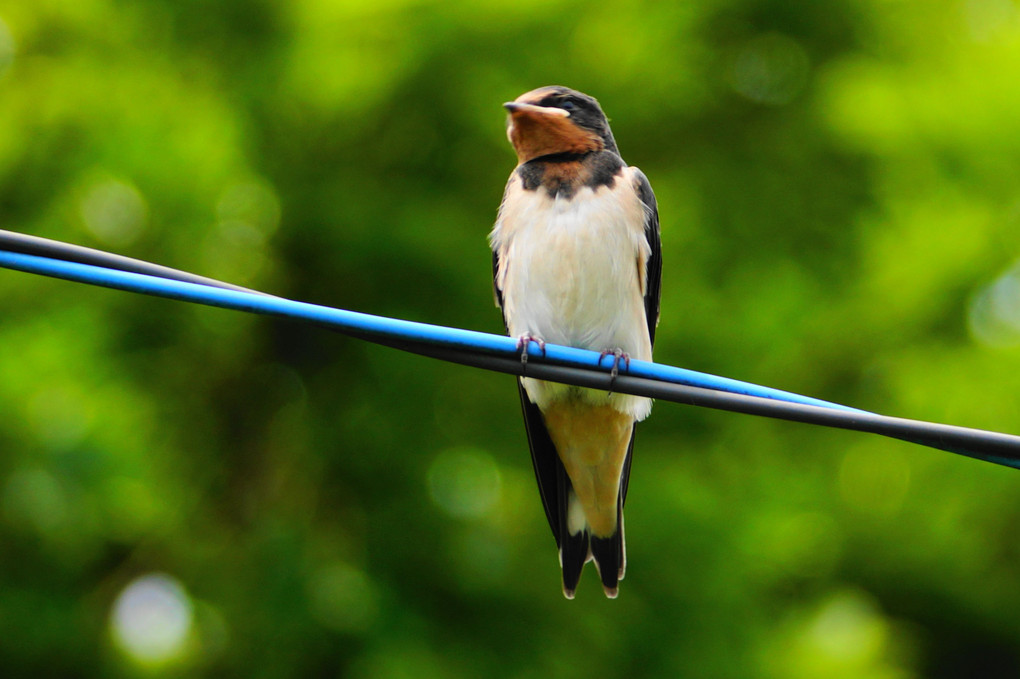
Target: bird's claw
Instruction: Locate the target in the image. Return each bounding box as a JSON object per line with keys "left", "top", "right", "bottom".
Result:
{"left": 516, "top": 333, "right": 546, "bottom": 372}
{"left": 599, "top": 348, "right": 630, "bottom": 393}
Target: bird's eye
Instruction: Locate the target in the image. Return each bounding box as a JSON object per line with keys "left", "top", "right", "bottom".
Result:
{"left": 561, "top": 100, "right": 577, "bottom": 111}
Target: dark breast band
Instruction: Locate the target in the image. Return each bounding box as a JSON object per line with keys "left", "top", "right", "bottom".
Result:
{"left": 516, "top": 151, "right": 624, "bottom": 199}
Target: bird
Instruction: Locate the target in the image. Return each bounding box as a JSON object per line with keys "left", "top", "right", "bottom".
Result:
{"left": 489, "top": 86, "right": 662, "bottom": 598}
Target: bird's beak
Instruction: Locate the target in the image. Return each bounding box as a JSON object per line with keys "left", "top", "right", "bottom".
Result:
{"left": 503, "top": 102, "right": 570, "bottom": 118}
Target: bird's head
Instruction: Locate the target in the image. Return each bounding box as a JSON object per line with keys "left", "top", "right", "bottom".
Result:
{"left": 503, "top": 86, "right": 618, "bottom": 165}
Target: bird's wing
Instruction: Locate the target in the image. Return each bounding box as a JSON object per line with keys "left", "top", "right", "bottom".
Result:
{"left": 633, "top": 166, "right": 662, "bottom": 348}
{"left": 619, "top": 166, "right": 662, "bottom": 507}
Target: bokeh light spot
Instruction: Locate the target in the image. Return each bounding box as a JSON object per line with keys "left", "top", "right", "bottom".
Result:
{"left": 0, "top": 16, "right": 14, "bottom": 77}
{"left": 79, "top": 177, "right": 148, "bottom": 247}
{"left": 806, "top": 591, "right": 887, "bottom": 664}
{"left": 110, "top": 573, "right": 194, "bottom": 666}
{"left": 968, "top": 260, "right": 1020, "bottom": 348}
{"left": 427, "top": 447, "right": 501, "bottom": 520}
{"left": 307, "top": 562, "right": 380, "bottom": 633}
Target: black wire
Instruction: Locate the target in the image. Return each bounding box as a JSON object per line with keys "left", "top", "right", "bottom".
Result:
{"left": 362, "top": 333, "right": 1020, "bottom": 468}
{"left": 4, "top": 228, "right": 1020, "bottom": 467}
{"left": 0, "top": 229, "right": 271, "bottom": 296}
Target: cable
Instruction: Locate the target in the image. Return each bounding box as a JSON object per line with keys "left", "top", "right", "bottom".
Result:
{"left": 2, "top": 238, "right": 1019, "bottom": 469}
{"left": 0, "top": 242, "right": 858, "bottom": 410}
{"left": 372, "top": 334, "right": 1020, "bottom": 469}
{"left": 0, "top": 229, "right": 271, "bottom": 296}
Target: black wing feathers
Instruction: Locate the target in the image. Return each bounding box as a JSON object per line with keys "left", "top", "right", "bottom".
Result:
{"left": 515, "top": 380, "right": 563, "bottom": 545}
{"left": 618, "top": 166, "right": 661, "bottom": 510}
{"left": 634, "top": 167, "right": 662, "bottom": 346}
{"left": 492, "top": 249, "right": 504, "bottom": 309}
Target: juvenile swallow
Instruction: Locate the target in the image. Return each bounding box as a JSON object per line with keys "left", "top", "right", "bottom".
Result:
{"left": 490, "top": 86, "right": 662, "bottom": 598}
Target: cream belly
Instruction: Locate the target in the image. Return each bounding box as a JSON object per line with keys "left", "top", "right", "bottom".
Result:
{"left": 494, "top": 179, "right": 653, "bottom": 421}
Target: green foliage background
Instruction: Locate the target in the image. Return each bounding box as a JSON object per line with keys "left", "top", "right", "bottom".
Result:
{"left": 1, "top": 0, "right": 1020, "bottom": 676}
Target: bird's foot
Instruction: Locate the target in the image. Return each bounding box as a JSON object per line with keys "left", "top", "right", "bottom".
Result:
{"left": 516, "top": 332, "right": 546, "bottom": 371}
{"left": 599, "top": 348, "right": 630, "bottom": 393}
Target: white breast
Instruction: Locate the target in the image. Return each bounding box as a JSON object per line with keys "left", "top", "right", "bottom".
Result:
{"left": 491, "top": 170, "right": 653, "bottom": 420}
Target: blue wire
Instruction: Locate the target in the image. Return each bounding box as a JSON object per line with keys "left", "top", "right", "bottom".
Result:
{"left": 0, "top": 249, "right": 864, "bottom": 414}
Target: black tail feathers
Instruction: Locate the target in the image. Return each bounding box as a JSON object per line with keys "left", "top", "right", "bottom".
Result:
{"left": 590, "top": 512, "right": 625, "bottom": 598}
{"left": 554, "top": 440, "right": 628, "bottom": 599}
{"left": 559, "top": 530, "right": 588, "bottom": 599}
{"left": 560, "top": 511, "right": 626, "bottom": 599}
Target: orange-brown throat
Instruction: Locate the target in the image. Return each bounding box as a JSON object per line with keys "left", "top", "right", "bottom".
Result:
{"left": 507, "top": 107, "right": 604, "bottom": 165}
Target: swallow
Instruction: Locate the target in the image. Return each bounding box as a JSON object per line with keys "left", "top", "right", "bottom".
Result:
{"left": 490, "top": 86, "right": 662, "bottom": 598}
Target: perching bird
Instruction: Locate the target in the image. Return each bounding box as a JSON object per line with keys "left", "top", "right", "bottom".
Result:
{"left": 490, "top": 86, "right": 662, "bottom": 598}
